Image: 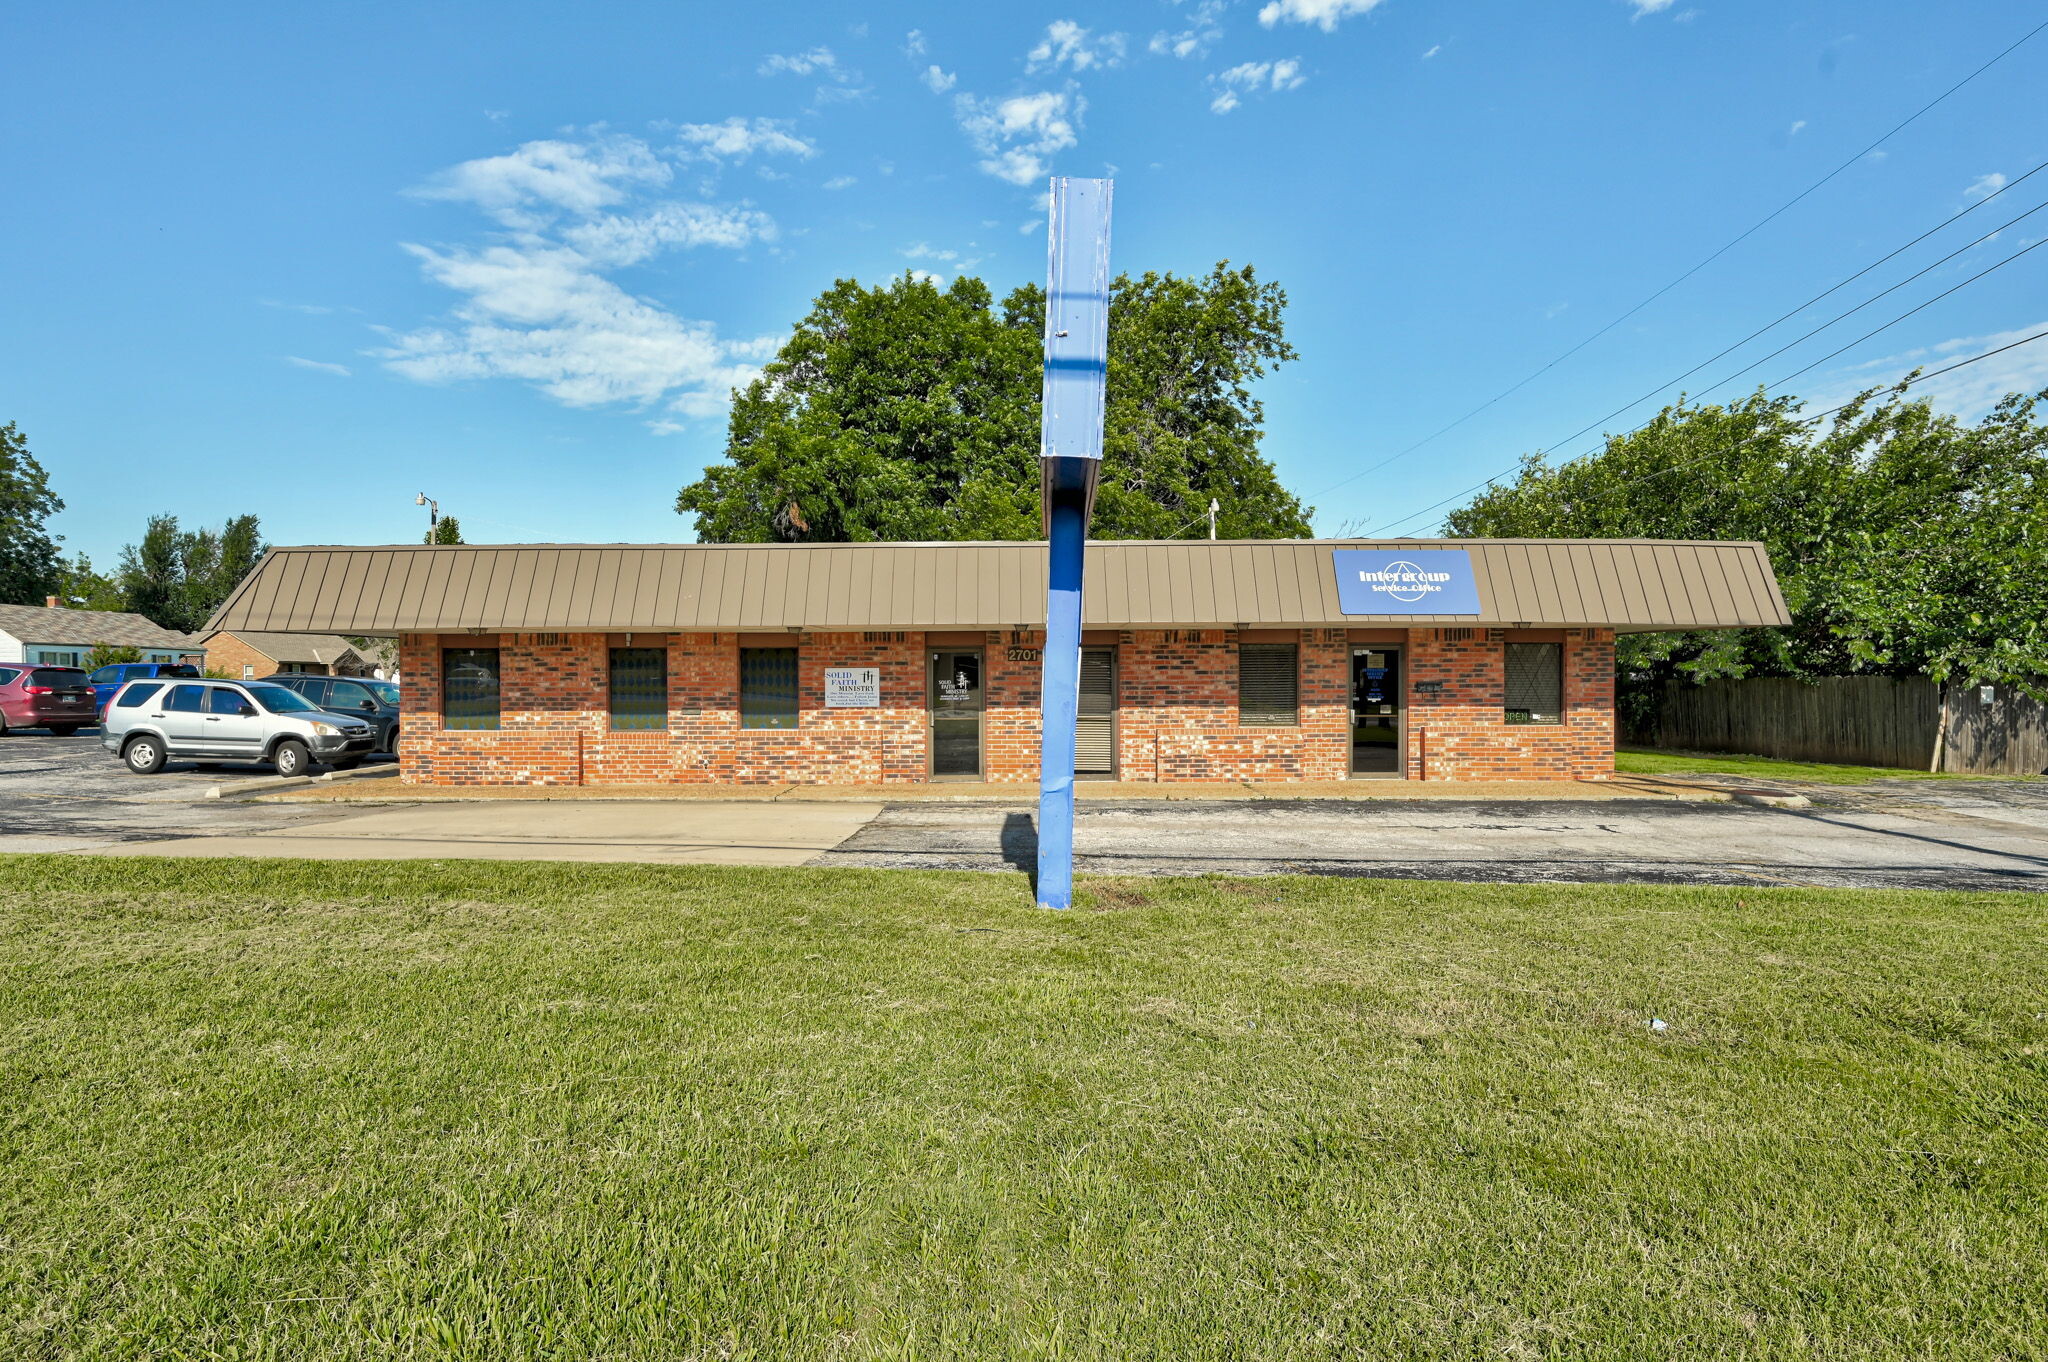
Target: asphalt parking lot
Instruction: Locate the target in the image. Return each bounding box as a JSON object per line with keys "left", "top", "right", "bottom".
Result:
{"left": 3, "top": 730, "right": 2046, "bottom": 890}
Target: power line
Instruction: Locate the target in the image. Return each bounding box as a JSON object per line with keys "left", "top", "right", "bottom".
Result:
{"left": 1361, "top": 322, "right": 2048, "bottom": 536}
{"left": 1523, "top": 161, "right": 2048, "bottom": 461}
{"left": 1304, "top": 16, "right": 2048, "bottom": 512}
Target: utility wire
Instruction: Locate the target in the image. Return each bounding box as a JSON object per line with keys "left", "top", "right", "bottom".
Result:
{"left": 1304, "top": 17, "right": 2048, "bottom": 511}
{"left": 1361, "top": 321, "right": 2048, "bottom": 536}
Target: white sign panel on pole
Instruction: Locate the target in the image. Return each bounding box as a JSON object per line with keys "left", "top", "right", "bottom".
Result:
{"left": 823, "top": 667, "right": 880, "bottom": 708}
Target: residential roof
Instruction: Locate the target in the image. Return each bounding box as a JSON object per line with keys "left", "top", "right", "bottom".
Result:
{"left": 204, "top": 539, "right": 1792, "bottom": 635}
{"left": 0, "top": 603, "right": 202, "bottom": 650}
{"left": 198, "top": 630, "right": 368, "bottom": 666}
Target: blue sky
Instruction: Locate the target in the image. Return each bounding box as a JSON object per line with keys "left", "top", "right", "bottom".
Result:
{"left": 4, "top": 0, "right": 2044, "bottom": 564}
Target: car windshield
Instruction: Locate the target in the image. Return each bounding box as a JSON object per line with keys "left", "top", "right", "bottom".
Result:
{"left": 365, "top": 681, "right": 399, "bottom": 705}
{"left": 245, "top": 682, "right": 319, "bottom": 714}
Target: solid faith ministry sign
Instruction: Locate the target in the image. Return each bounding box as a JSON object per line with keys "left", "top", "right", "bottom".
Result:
{"left": 1332, "top": 549, "right": 1483, "bottom": 615}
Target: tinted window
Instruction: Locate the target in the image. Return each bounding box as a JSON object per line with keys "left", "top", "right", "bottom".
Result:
{"left": 739, "top": 648, "right": 798, "bottom": 730}
{"left": 29, "top": 669, "right": 87, "bottom": 688}
{"left": 161, "top": 665, "right": 201, "bottom": 678}
{"left": 0, "top": 668, "right": 19, "bottom": 686}
{"left": 247, "top": 683, "right": 318, "bottom": 714}
{"left": 609, "top": 647, "right": 667, "bottom": 730}
{"left": 365, "top": 681, "right": 399, "bottom": 706}
{"left": 443, "top": 649, "right": 501, "bottom": 730}
{"left": 115, "top": 682, "right": 163, "bottom": 708}
{"left": 295, "top": 678, "right": 331, "bottom": 705}
{"left": 1238, "top": 644, "right": 1299, "bottom": 726}
{"left": 327, "top": 681, "right": 374, "bottom": 710}
{"left": 165, "top": 684, "right": 207, "bottom": 712}
{"left": 1505, "top": 643, "right": 1563, "bottom": 724}
{"left": 89, "top": 666, "right": 121, "bottom": 684}
{"left": 207, "top": 688, "right": 252, "bottom": 715}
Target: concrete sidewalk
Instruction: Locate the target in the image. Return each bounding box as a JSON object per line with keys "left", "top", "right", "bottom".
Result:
{"left": 260, "top": 772, "right": 1721, "bottom": 805}
{"left": 103, "top": 800, "right": 884, "bottom": 865}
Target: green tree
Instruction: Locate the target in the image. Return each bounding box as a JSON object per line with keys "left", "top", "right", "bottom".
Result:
{"left": 1444, "top": 383, "right": 2048, "bottom": 726}
{"left": 427, "top": 515, "right": 465, "bottom": 544}
{"left": 676, "top": 264, "right": 1311, "bottom": 542}
{"left": 83, "top": 643, "right": 143, "bottom": 670}
{"left": 54, "top": 553, "right": 125, "bottom": 610}
{"left": 0, "top": 422, "right": 64, "bottom": 606}
{"left": 116, "top": 513, "right": 269, "bottom": 632}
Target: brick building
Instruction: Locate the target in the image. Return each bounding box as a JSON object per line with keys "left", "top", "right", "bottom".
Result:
{"left": 204, "top": 539, "right": 1787, "bottom": 788}
{"left": 196, "top": 629, "right": 377, "bottom": 680}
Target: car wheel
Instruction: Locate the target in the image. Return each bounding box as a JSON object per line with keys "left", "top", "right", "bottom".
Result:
{"left": 47, "top": 725, "right": 80, "bottom": 737}
{"left": 273, "top": 739, "right": 312, "bottom": 778}
{"left": 123, "top": 736, "right": 167, "bottom": 774}
{"left": 0, "top": 713, "right": 9, "bottom": 736}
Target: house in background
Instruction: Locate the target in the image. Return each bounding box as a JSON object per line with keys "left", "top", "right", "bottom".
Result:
{"left": 197, "top": 629, "right": 381, "bottom": 679}
{"left": 0, "top": 599, "right": 203, "bottom": 668}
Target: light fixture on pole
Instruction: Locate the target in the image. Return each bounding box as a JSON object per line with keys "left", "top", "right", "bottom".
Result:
{"left": 415, "top": 492, "right": 439, "bottom": 541}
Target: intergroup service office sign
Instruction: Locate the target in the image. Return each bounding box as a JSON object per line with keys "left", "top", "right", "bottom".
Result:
{"left": 1331, "top": 549, "right": 1483, "bottom": 615}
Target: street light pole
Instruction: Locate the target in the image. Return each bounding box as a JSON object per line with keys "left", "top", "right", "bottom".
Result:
{"left": 415, "top": 492, "right": 439, "bottom": 542}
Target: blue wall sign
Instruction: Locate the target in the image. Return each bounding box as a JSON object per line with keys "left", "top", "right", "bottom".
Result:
{"left": 1332, "top": 549, "right": 1483, "bottom": 615}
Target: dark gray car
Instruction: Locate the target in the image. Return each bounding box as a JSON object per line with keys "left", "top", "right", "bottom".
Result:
{"left": 261, "top": 674, "right": 400, "bottom": 755}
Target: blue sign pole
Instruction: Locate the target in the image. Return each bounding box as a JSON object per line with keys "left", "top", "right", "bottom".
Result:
{"left": 1035, "top": 177, "right": 1112, "bottom": 911}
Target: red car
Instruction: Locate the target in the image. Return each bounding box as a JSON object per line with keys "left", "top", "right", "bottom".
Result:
{"left": 0, "top": 664, "right": 97, "bottom": 736}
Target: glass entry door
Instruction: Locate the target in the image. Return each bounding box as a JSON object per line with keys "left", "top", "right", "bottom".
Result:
{"left": 929, "top": 650, "right": 984, "bottom": 778}
{"left": 1351, "top": 648, "right": 1404, "bottom": 777}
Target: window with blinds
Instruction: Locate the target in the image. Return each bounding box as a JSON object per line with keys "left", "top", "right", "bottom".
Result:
{"left": 609, "top": 647, "right": 667, "bottom": 730}
{"left": 1076, "top": 648, "right": 1115, "bottom": 775}
{"left": 739, "top": 647, "right": 799, "bottom": 729}
{"left": 1238, "top": 643, "right": 1299, "bottom": 726}
{"left": 443, "top": 648, "right": 500, "bottom": 730}
{"left": 1504, "top": 642, "right": 1563, "bottom": 724}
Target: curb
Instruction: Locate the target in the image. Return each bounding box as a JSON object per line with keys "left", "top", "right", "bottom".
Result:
{"left": 205, "top": 763, "right": 400, "bottom": 801}
{"left": 1732, "top": 791, "right": 1812, "bottom": 809}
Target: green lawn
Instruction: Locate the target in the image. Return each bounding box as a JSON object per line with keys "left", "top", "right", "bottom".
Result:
{"left": 3, "top": 857, "right": 2044, "bottom": 1360}
{"left": 1615, "top": 746, "right": 1995, "bottom": 784}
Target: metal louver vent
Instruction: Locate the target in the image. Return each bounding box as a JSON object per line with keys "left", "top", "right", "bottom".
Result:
{"left": 1238, "top": 643, "right": 1299, "bottom": 726}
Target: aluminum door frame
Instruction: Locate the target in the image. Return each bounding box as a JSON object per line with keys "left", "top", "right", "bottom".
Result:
{"left": 1349, "top": 646, "right": 1408, "bottom": 780}
{"left": 926, "top": 648, "right": 986, "bottom": 781}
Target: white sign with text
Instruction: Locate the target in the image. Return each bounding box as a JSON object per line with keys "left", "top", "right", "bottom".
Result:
{"left": 823, "top": 666, "right": 881, "bottom": 708}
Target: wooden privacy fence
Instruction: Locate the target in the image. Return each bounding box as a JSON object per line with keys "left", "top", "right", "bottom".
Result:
{"left": 1652, "top": 676, "right": 2048, "bottom": 775}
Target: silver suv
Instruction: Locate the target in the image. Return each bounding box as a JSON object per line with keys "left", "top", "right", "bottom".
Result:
{"left": 99, "top": 678, "right": 378, "bottom": 777}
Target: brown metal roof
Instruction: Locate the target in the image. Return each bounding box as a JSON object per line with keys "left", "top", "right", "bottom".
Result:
{"left": 203, "top": 539, "right": 1791, "bottom": 635}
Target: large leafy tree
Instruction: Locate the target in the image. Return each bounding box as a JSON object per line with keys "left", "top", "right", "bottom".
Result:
{"left": 117, "top": 513, "right": 269, "bottom": 632}
{"left": 0, "top": 422, "right": 65, "bottom": 606}
{"left": 677, "top": 264, "right": 1311, "bottom": 542}
{"left": 1445, "top": 384, "right": 2048, "bottom": 725}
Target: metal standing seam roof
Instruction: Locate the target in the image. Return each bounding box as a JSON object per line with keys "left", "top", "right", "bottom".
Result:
{"left": 202, "top": 539, "right": 1792, "bottom": 636}
{"left": 0, "top": 604, "right": 203, "bottom": 651}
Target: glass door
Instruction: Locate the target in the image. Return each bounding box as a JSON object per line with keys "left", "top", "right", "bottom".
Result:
{"left": 929, "top": 650, "right": 984, "bottom": 779}
{"left": 1351, "top": 648, "right": 1404, "bottom": 777}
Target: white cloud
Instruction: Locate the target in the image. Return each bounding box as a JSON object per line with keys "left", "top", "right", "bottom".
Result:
{"left": 672, "top": 117, "right": 817, "bottom": 164}
{"left": 901, "top": 241, "right": 982, "bottom": 270}
{"left": 921, "top": 64, "right": 957, "bottom": 93}
{"left": 909, "top": 270, "right": 945, "bottom": 285}
{"left": 1807, "top": 320, "right": 2048, "bottom": 419}
{"left": 1965, "top": 171, "right": 2007, "bottom": 199}
{"left": 1422, "top": 44, "right": 1441, "bottom": 58}
{"left": 285, "top": 356, "right": 351, "bottom": 376}
{"left": 1208, "top": 59, "right": 1308, "bottom": 113}
{"left": 381, "top": 130, "right": 781, "bottom": 424}
{"left": 1788, "top": 119, "right": 1806, "bottom": 136}
{"left": 1626, "top": 0, "right": 1676, "bottom": 13}
{"left": 1151, "top": 1, "right": 1225, "bottom": 58}
{"left": 904, "top": 29, "right": 928, "bottom": 58}
{"left": 955, "top": 89, "right": 1082, "bottom": 185}
{"left": 1257, "top": 0, "right": 1385, "bottom": 33}
{"left": 758, "top": 47, "right": 839, "bottom": 77}
{"left": 823, "top": 174, "right": 857, "bottom": 190}
{"left": 1027, "top": 20, "right": 1127, "bottom": 73}
{"left": 410, "top": 135, "right": 672, "bottom": 228}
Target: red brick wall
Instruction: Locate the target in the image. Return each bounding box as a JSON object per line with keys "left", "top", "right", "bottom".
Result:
{"left": 396, "top": 626, "right": 1616, "bottom": 786}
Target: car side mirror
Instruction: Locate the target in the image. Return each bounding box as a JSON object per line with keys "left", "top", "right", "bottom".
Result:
{"left": 239, "top": 705, "right": 257, "bottom": 718}
{"left": 361, "top": 700, "right": 376, "bottom": 711}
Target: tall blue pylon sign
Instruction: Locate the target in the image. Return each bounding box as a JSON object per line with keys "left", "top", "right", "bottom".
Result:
{"left": 1035, "top": 176, "right": 1113, "bottom": 910}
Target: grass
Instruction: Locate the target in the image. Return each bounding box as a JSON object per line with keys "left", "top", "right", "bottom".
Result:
{"left": 2, "top": 856, "right": 2045, "bottom": 1360}
{"left": 1615, "top": 746, "right": 1998, "bottom": 784}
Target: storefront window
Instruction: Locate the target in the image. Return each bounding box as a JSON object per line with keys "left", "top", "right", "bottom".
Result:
{"left": 609, "top": 647, "right": 668, "bottom": 730}
{"left": 740, "top": 647, "right": 799, "bottom": 729}
{"left": 1238, "top": 643, "right": 1299, "bottom": 726}
{"left": 443, "top": 648, "right": 501, "bottom": 730}
{"left": 1505, "top": 643, "right": 1562, "bottom": 724}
